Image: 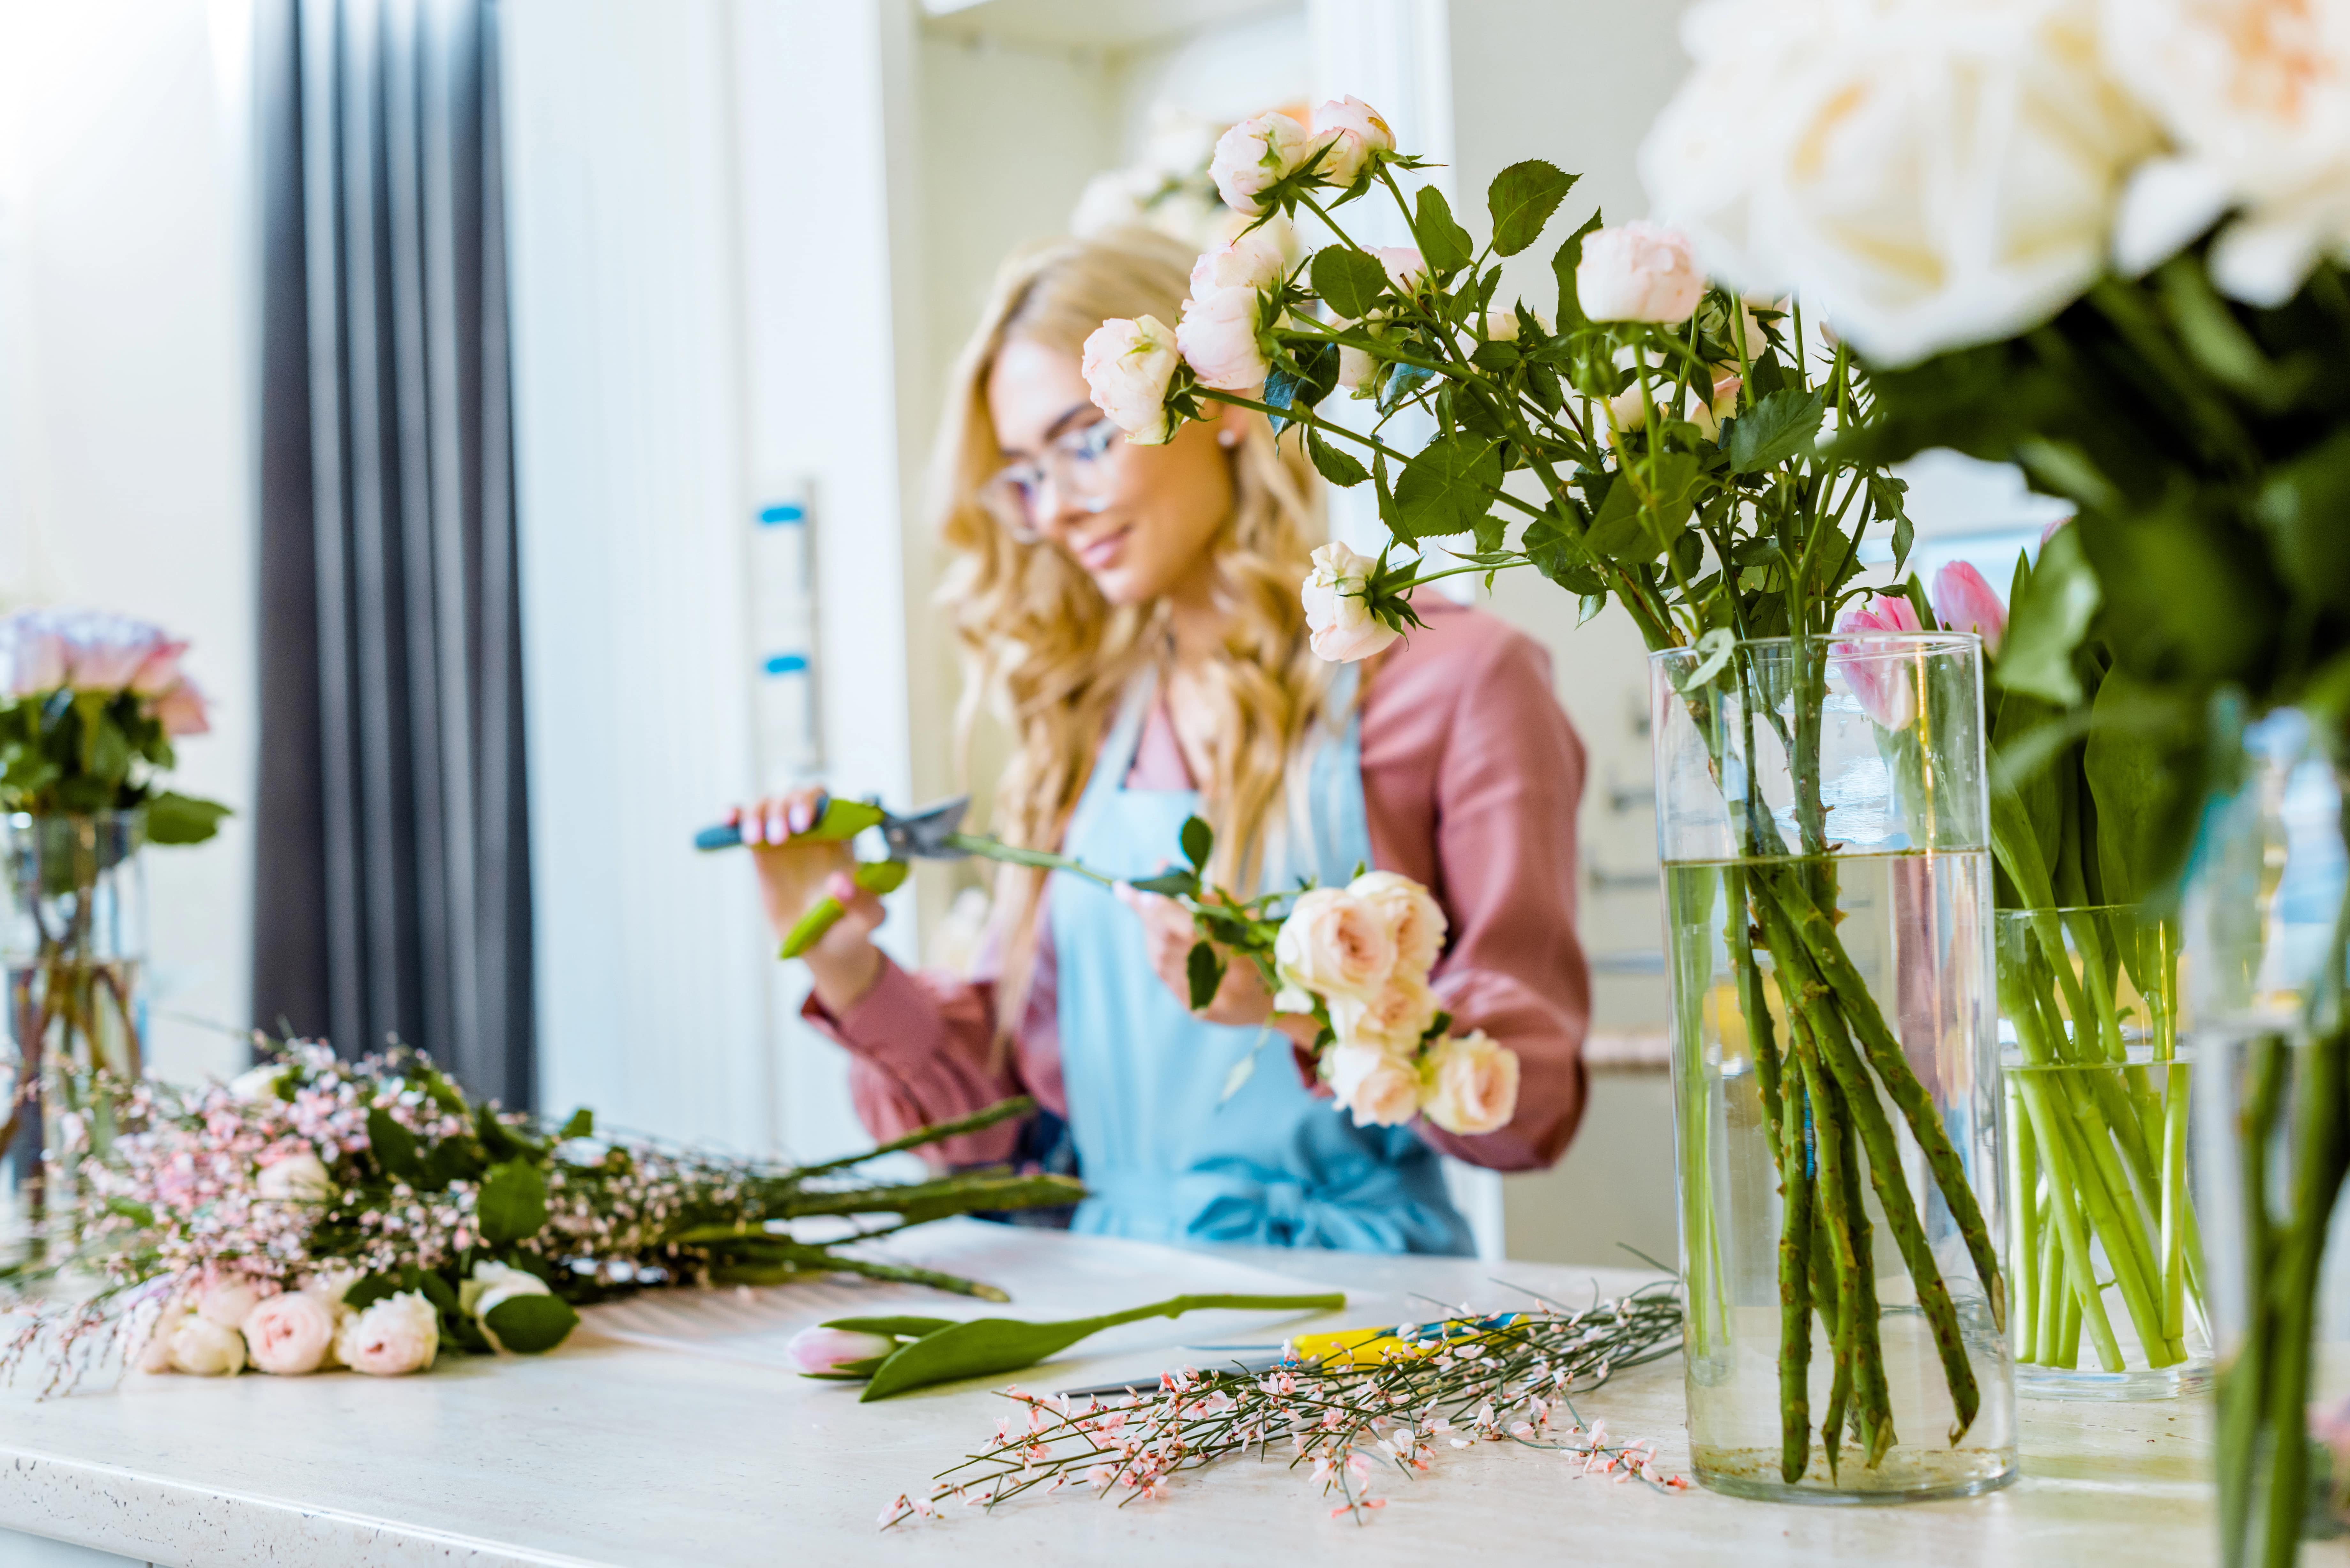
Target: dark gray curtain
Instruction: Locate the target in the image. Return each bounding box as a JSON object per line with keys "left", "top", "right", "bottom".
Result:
{"left": 253, "top": 0, "right": 533, "bottom": 1107}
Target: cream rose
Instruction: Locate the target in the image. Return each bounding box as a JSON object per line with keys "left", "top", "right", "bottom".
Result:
{"left": 1300, "top": 542, "right": 1401, "bottom": 664}
{"left": 1481, "top": 307, "right": 1555, "bottom": 343}
{"left": 1174, "top": 285, "right": 1270, "bottom": 393}
{"left": 335, "top": 1291, "right": 440, "bottom": 1377}
{"left": 166, "top": 1312, "right": 247, "bottom": 1376}
{"left": 242, "top": 1292, "right": 340, "bottom": 1376}
{"left": 228, "top": 1062, "right": 289, "bottom": 1102}
{"left": 1309, "top": 96, "right": 1396, "bottom": 189}
{"left": 1576, "top": 221, "right": 1705, "bottom": 324}
{"left": 1328, "top": 1043, "right": 1425, "bottom": 1129}
{"left": 1421, "top": 1030, "right": 1521, "bottom": 1136}
{"left": 257, "top": 1149, "right": 332, "bottom": 1204}
{"left": 1346, "top": 870, "right": 1448, "bottom": 978}
{"left": 1607, "top": 367, "right": 1744, "bottom": 439}
{"left": 1209, "top": 111, "right": 1311, "bottom": 216}
{"left": 1330, "top": 972, "right": 1442, "bottom": 1055}
{"left": 1274, "top": 885, "right": 1399, "bottom": 1002}
{"left": 1189, "top": 229, "right": 1290, "bottom": 299}
{"left": 2102, "top": 0, "right": 2350, "bottom": 304}
{"left": 1642, "top": 0, "right": 2159, "bottom": 364}
{"left": 1079, "top": 314, "right": 1182, "bottom": 444}
{"left": 196, "top": 1276, "right": 265, "bottom": 1330}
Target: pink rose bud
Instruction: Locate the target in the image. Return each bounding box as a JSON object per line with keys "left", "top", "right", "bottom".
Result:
{"left": 1208, "top": 111, "right": 1311, "bottom": 217}
{"left": 1929, "top": 560, "right": 2008, "bottom": 657}
{"left": 785, "top": 1325, "right": 898, "bottom": 1377}
{"left": 1576, "top": 221, "right": 1705, "bottom": 324}
{"left": 1080, "top": 314, "right": 1182, "bottom": 445}
{"left": 333, "top": 1290, "right": 440, "bottom": 1376}
{"left": 1188, "top": 229, "right": 1289, "bottom": 299}
{"left": 242, "top": 1291, "right": 340, "bottom": 1376}
{"left": 1422, "top": 1031, "right": 1521, "bottom": 1136}
{"left": 1299, "top": 542, "right": 1403, "bottom": 664}
{"left": 1307, "top": 96, "right": 1395, "bottom": 189}
{"left": 1175, "top": 285, "right": 1270, "bottom": 393}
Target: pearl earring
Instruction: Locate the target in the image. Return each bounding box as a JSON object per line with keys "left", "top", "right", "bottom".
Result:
{"left": 1217, "top": 429, "right": 1239, "bottom": 449}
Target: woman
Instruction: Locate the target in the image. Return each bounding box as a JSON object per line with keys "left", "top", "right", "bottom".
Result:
{"left": 733, "top": 229, "right": 1590, "bottom": 1255}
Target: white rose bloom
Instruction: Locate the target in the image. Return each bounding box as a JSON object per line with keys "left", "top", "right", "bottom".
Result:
{"left": 1329, "top": 973, "right": 1442, "bottom": 1055}
{"left": 2102, "top": 0, "right": 2350, "bottom": 304}
{"left": 256, "top": 1149, "right": 332, "bottom": 1204}
{"left": 1347, "top": 870, "right": 1449, "bottom": 978}
{"left": 228, "top": 1063, "right": 289, "bottom": 1102}
{"left": 1189, "top": 228, "right": 1291, "bottom": 298}
{"left": 1300, "top": 542, "right": 1402, "bottom": 664}
{"left": 167, "top": 1312, "right": 248, "bottom": 1376}
{"left": 1327, "top": 1043, "right": 1424, "bottom": 1129}
{"left": 1642, "top": 0, "right": 2160, "bottom": 365}
{"left": 1208, "top": 111, "right": 1311, "bottom": 216}
{"left": 1422, "top": 1031, "right": 1522, "bottom": 1137}
{"left": 1078, "top": 315, "right": 1182, "bottom": 444}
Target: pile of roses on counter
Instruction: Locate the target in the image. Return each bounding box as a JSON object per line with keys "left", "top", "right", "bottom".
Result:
{"left": 140, "top": 1256, "right": 547, "bottom": 1379}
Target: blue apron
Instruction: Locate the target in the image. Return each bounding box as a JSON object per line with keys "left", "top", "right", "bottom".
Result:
{"left": 1048, "top": 667, "right": 1471, "bottom": 1255}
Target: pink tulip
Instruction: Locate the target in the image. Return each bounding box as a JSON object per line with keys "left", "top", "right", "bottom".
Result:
{"left": 785, "top": 1325, "right": 897, "bottom": 1377}
{"left": 1930, "top": 561, "right": 2007, "bottom": 656}
{"left": 1833, "top": 594, "right": 1923, "bottom": 730}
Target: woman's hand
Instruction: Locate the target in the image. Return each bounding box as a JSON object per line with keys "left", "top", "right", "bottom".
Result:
{"left": 1115, "top": 884, "right": 1319, "bottom": 1047}
{"left": 729, "top": 786, "right": 886, "bottom": 1014}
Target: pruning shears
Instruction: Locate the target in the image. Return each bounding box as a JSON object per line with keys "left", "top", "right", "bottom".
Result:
{"left": 694, "top": 795, "right": 979, "bottom": 957}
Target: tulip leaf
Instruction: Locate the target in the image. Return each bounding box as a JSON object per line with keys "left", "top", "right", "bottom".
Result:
{"left": 1187, "top": 941, "right": 1226, "bottom": 1012}
{"left": 1391, "top": 434, "right": 1502, "bottom": 539}
{"left": 483, "top": 1293, "right": 579, "bottom": 1355}
{"left": 856, "top": 1292, "right": 1348, "bottom": 1402}
{"left": 1306, "top": 429, "right": 1368, "bottom": 489}
{"left": 477, "top": 1158, "right": 549, "bottom": 1247}
{"left": 1997, "top": 525, "right": 2101, "bottom": 705}
{"left": 1414, "top": 186, "right": 1475, "bottom": 278}
{"left": 2254, "top": 426, "right": 2350, "bottom": 612}
{"left": 1723, "top": 388, "right": 1826, "bottom": 474}
{"left": 1488, "top": 160, "right": 1576, "bottom": 258}
{"left": 1310, "top": 245, "right": 1391, "bottom": 321}
{"left": 821, "top": 1315, "right": 958, "bottom": 1338}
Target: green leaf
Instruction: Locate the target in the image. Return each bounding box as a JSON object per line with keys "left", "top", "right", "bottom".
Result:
{"left": 1723, "top": 388, "right": 1826, "bottom": 473}
{"left": 343, "top": 1273, "right": 401, "bottom": 1313}
{"left": 821, "top": 1315, "right": 957, "bottom": 1338}
{"left": 1126, "top": 867, "right": 1199, "bottom": 897}
{"left": 1391, "top": 435, "right": 1502, "bottom": 539}
{"left": 1997, "top": 525, "right": 2102, "bottom": 705}
{"left": 1179, "top": 815, "right": 1213, "bottom": 870}
{"left": 1414, "top": 185, "right": 1474, "bottom": 277}
{"left": 2082, "top": 668, "right": 2182, "bottom": 910}
{"left": 1309, "top": 245, "right": 1392, "bottom": 320}
{"left": 1263, "top": 341, "right": 1341, "bottom": 434}
{"left": 366, "top": 1106, "right": 422, "bottom": 1181}
{"left": 1186, "top": 941, "right": 1226, "bottom": 1012}
{"left": 1306, "top": 428, "right": 1368, "bottom": 488}
{"left": 1551, "top": 208, "right": 1602, "bottom": 327}
{"left": 1586, "top": 453, "right": 1698, "bottom": 563}
{"left": 477, "top": 1158, "right": 549, "bottom": 1246}
{"left": 1672, "top": 628, "right": 1736, "bottom": 692}
{"left": 557, "top": 1107, "right": 594, "bottom": 1140}
{"left": 856, "top": 1292, "right": 1346, "bottom": 1402}
{"left": 1523, "top": 512, "right": 1604, "bottom": 594}
{"left": 144, "top": 791, "right": 232, "bottom": 846}
{"left": 2254, "top": 426, "right": 2350, "bottom": 611}
{"left": 1487, "top": 160, "right": 1576, "bottom": 258}
{"left": 483, "top": 1293, "right": 579, "bottom": 1355}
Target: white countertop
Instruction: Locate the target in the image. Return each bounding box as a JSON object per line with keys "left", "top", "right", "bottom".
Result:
{"left": 0, "top": 1222, "right": 2280, "bottom": 1567}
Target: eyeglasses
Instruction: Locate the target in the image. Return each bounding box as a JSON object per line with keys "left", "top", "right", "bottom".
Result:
{"left": 982, "top": 415, "right": 1124, "bottom": 542}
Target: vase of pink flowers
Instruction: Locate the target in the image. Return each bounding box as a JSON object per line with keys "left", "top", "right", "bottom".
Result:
{"left": 0, "top": 610, "right": 226, "bottom": 1251}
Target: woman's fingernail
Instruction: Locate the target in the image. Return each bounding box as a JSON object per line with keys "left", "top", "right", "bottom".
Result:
{"left": 789, "top": 801, "right": 812, "bottom": 833}
{"left": 741, "top": 816, "right": 763, "bottom": 845}
{"left": 768, "top": 810, "right": 789, "bottom": 842}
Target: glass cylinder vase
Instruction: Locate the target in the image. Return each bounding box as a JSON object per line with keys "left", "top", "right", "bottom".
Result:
{"left": 0, "top": 810, "right": 148, "bottom": 1249}
{"left": 1997, "top": 906, "right": 2210, "bottom": 1399}
{"left": 2187, "top": 710, "right": 2350, "bottom": 1565}
{"left": 1653, "top": 632, "right": 2014, "bottom": 1503}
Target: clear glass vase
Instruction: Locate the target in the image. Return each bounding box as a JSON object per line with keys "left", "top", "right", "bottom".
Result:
{"left": 0, "top": 810, "right": 148, "bottom": 1251}
{"left": 1653, "top": 632, "right": 2015, "bottom": 1503}
{"left": 1997, "top": 906, "right": 2210, "bottom": 1399}
{"left": 2187, "top": 710, "right": 2350, "bottom": 1565}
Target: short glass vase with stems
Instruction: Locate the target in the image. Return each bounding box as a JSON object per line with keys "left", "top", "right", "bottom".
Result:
{"left": 1997, "top": 906, "right": 2207, "bottom": 1398}
{"left": 1656, "top": 631, "right": 2013, "bottom": 1502}
{"left": 1099, "top": 121, "right": 2012, "bottom": 1501}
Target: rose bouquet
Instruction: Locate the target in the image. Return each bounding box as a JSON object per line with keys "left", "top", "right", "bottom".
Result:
{"left": 0, "top": 1042, "right": 1080, "bottom": 1392}
{"left": 1633, "top": 0, "right": 2350, "bottom": 1550}
{"left": 0, "top": 609, "right": 231, "bottom": 1246}
{"left": 1078, "top": 96, "right": 2005, "bottom": 1497}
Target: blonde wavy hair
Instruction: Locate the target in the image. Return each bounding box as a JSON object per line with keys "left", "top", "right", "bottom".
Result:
{"left": 932, "top": 229, "right": 1332, "bottom": 1032}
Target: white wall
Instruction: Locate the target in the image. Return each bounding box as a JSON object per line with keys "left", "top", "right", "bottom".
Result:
{"left": 0, "top": 0, "right": 259, "bottom": 1087}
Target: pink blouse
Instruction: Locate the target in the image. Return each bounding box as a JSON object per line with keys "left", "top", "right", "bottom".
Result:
{"left": 801, "top": 598, "right": 1592, "bottom": 1172}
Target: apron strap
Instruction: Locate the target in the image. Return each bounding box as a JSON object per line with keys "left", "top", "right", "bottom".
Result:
{"left": 1063, "top": 668, "right": 1160, "bottom": 856}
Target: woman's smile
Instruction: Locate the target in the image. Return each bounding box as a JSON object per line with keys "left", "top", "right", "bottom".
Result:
{"left": 1073, "top": 521, "right": 1130, "bottom": 574}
